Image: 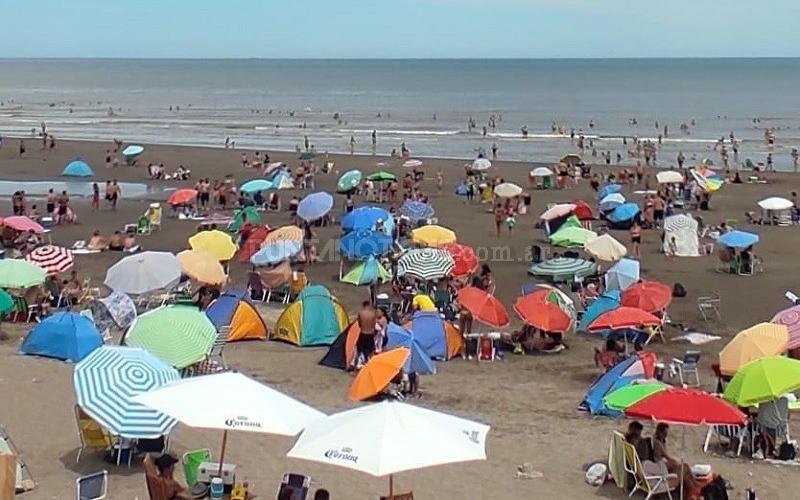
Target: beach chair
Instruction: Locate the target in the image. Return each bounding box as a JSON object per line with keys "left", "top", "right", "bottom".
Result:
{"left": 182, "top": 449, "right": 211, "bottom": 487}
{"left": 207, "top": 326, "right": 229, "bottom": 371}
{"left": 147, "top": 204, "right": 162, "bottom": 231}
{"left": 622, "top": 441, "right": 678, "bottom": 500}
{"left": 477, "top": 335, "right": 495, "bottom": 362}
{"left": 670, "top": 351, "right": 701, "bottom": 387}
{"left": 246, "top": 271, "right": 267, "bottom": 302}
{"left": 75, "top": 406, "right": 112, "bottom": 463}
{"left": 697, "top": 293, "right": 721, "bottom": 322}
{"left": 76, "top": 470, "right": 107, "bottom": 500}
{"left": 276, "top": 472, "right": 310, "bottom": 500}
{"left": 703, "top": 424, "right": 747, "bottom": 456}
{"left": 137, "top": 216, "right": 151, "bottom": 236}
{"left": 0, "top": 426, "right": 35, "bottom": 493}
{"left": 608, "top": 431, "right": 628, "bottom": 491}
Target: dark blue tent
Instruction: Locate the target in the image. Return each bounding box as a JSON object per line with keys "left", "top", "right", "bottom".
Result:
{"left": 20, "top": 312, "right": 103, "bottom": 362}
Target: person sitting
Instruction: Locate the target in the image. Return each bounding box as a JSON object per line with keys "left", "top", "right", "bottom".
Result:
{"left": 268, "top": 192, "right": 281, "bottom": 211}
{"left": 625, "top": 421, "right": 654, "bottom": 465}
{"left": 595, "top": 337, "right": 622, "bottom": 370}
{"left": 652, "top": 423, "right": 702, "bottom": 492}
{"left": 123, "top": 231, "right": 139, "bottom": 252}
{"left": 108, "top": 231, "right": 124, "bottom": 251}
{"left": 144, "top": 453, "right": 191, "bottom": 500}
{"left": 253, "top": 190, "right": 265, "bottom": 206}
{"left": 87, "top": 230, "right": 108, "bottom": 251}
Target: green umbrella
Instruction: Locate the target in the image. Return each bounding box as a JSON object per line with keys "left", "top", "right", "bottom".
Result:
{"left": 0, "top": 289, "right": 14, "bottom": 315}
{"left": 549, "top": 226, "right": 597, "bottom": 248}
{"left": 337, "top": 169, "right": 363, "bottom": 193}
{"left": 367, "top": 171, "right": 396, "bottom": 182}
{"left": 341, "top": 257, "right": 390, "bottom": 286}
{"left": 228, "top": 206, "right": 261, "bottom": 233}
{"left": 0, "top": 259, "right": 47, "bottom": 289}
{"left": 604, "top": 383, "right": 667, "bottom": 412}
{"left": 529, "top": 257, "right": 597, "bottom": 283}
{"left": 723, "top": 356, "right": 800, "bottom": 407}
{"left": 124, "top": 305, "right": 217, "bottom": 369}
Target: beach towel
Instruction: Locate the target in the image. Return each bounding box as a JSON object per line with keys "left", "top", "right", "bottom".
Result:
{"left": 672, "top": 333, "right": 721, "bottom": 345}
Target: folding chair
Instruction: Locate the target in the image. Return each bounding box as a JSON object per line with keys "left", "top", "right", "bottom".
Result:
{"left": 148, "top": 204, "right": 162, "bottom": 232}
{"left": 208, "top": 326, "right": 229, "bottom": 371}
{"left": 182, "top": 449, "right": 212, "bottom": 487}
{"left": 697, "top": 293, "right": 721, "bottom": 322}
{"left": 670, "top": 351, "right": 701, "bottom": 387}
{"left": 276, "top": 472, "right": 310, "bottom": 500}
{"left": 622, "top": 441, "right": 678, "bottom": 500}
{"left": 0, "top": 425, "right": 35, "bottom": 493}
{"left": 74, "top": 406, "right": 112, "bottom": 463}
{"left": 76, "top": 470, "right": 107, "bottom": 500}
{"left": 703, "top": 424, "right": 747, "bottom": 456}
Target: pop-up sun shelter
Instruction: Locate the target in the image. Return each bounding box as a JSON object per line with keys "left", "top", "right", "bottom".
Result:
{"left": 580, "top": 352, "right": 656, "bottom": 416}
{"left": 662, "top": 214, "right": 699, "bottom": 257}
{"left": 272, "top": 285, "right": 349, "bottom": 346}
{"left": 20, "top": 311, "right": 103, "bottom": 363}
{"left": 206, "top": 289, "right": 268, "bottom": 341}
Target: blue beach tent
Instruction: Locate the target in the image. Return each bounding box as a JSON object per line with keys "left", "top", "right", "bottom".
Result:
{"left": 580, "top": 352, "right": 654, "bottom": 416}
{"left": 20, "top": 311, "right": 103, "bottom": 362}
{"left": 62, "top": 160, "right": 94, "bottom": 177}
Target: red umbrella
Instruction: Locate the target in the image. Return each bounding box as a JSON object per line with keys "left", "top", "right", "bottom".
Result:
{"left": 572, "top": 200, "right": 595, "bottom": 220}
{"left": 621, "top": 281, "right": 672, "bottom": 313}
{"left": 238, "top": 226, "right": 272, "bottom": 263}
{"left": 442, "top": 243, "right": 479, "bottom": 278}
{"left": 513, "top": 293, "right": 571, "bottom": 333}
{"left": 4, "top": 215, "right": 44, "bottom": 233}
{"left": 167, "top": 188, "right": 198, "bottom": 206}
{"left": 588, "top": 306, "right": 661, "bottom": 331}
{"left": 625, "top": 387, "right": 746, "bottom": 426}
{"left": 457, "top": 286, "right": 509, "bottom": 328}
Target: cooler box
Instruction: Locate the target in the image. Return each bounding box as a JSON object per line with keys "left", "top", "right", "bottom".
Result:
{"left": 197, "top": 462, "right": 236, "bottom": 485}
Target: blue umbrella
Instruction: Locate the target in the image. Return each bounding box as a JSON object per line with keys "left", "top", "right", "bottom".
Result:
{"left": 718, "top": 230, "right": 759, "bottom": 250}
{"left": 62, "top": 160, "right": 94, "bottom": 177}
{"left": 605, "top": 258, "right": 640, "bottom": 291}
{"left": 455, "top": 184, "right": 469, "bottom": 196}
{"left": 339, "top": 229, "right": 393, "bottom": 260}
{"left": 297, "top": 192, "right": 334, "bottom": 222}
{"left": 599, "top": 193, "right": 626, "bottom": 212}
{"left": 607, "top": 202, "right": 641, "bottom": 223}
{"left": 250, "top": 240, "right": 303, "bottom": 265}
{"left": 241, "top": 179, "right": 273, "bottom": 194}
{"left": 341, "top": 206, "right": 392, "bottom": 232}
{"left": 398, "top": 200, "right": 435, "bottom": 222}
{"left": 598, "top": 183, "right": 623, "bottom": 200}
{"left": 578, "top": 291, "right": 621, "bottom": 332}
{"left": 384, "top": 323, "right": 437, "bottom": 375}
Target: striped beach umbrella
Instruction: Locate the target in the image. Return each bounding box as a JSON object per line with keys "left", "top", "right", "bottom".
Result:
{"left": 25, "top": 245, "right": 74, "bottom": 275}
{"left": 124, "top": 305, "right": 217, "bottom": 369}
{"left": 337, "top": 169, "right": 363, "bottom": 193}
{"left": 74, "top": 346, "right": 179, "bottom": 438}
{"left": 398, "top": 200, "right": 435, "bottom": 222}
{"left": 397, "top": 248, "right": 455, "bottom": 281}
{"left": 528, "top": 257, "right": 597, "bottom": 283}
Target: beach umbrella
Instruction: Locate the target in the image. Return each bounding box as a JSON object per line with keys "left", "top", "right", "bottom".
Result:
{"left": 560, "top": 154, "right": 582, "bottom": 166}
{"left": 549, "top": 226, "right": 597, "bottom": 248}
{"left": 384, "top": 324, "right": 437, "bottom": 375}
{"left": 625, "top": 387, "right": 746, "bottom": 426}
{"left": 513, "top": 294, "right": 571, "bottom": 333}
{"left": 528, "top": 257, "right": 597, "bottom": 283}
{"left": 411, "top": 225, "right": 457, "bottom": 247}
{"left": 597, "top": 184, "right": 622, "bottom": 200}
{"left": 599, "top": 193, "right": 626, "bottom": 212}
{"left": 621, "top": 281, "right": 672, "bottom": 313}
{"left": 578, "top": 291, "right": 621, "bottom": 332}
{"left": 771, "top": 305, "right": 800, "bottom": 350}
{"left": 539, "top": 203, "right": 576, "bottom": 221}
{"left": 74, "top": 346, "right": 179, "bottom": 438}
{"left": 238, "top": 226, "right": 271, "bottom": 263}
{"left": 167, "top": 188, "right": 198, "bottom": 206}
{"left": 656, "top": 171, "right": 684, "bottom": 184}
{"left": 471, "top": 158, "right": 492, "bottom": 171}
{"left": 0, "top": 289, "right": 14, "bottom": 316}
{"left": 297, "top": 191, "right": 334, "bottom": 222}
{"left": 367, "top": 171, "right": 396, "bottom": 182}
{"left": 339, "top": 229, "right": 393, "bottom": 260}
{"left": 607, "top": 203, "right": 640, "bottom": 223}
{"left": 457, "top": 286, "right": 510, "bottom": 328}
{"left": 3, "top": 215, "right": 44, "bottom": 233}
{"left": 397, "top": 248, "right": 454, "bottom": 281}
{"left": 493, "top": 182, "right": 523, "bottom": 198}
{"left": 402, "top": 159, "right": 423, "bottom": 168}
{"left": 723, "top": 356, "right": 800, "bottom": 407}
{"left": 271, "top": 171, "right": 295, "bottom": 190}
{"left": 189, "top": 230, "right": 238, "bottom": 261}
{"left": 571, "top": 200, "right": 595, "bottom": 220}
{"left": 530, "top": 167, "right": 554, "bottom": 177}
{"left": 104, "top": 251, "right": 181, "bottom": 295}
{"left": 349, "top": 348, "right": 410, "bottom": 401}
{"left": 62, "top": 159, "right": 94, "bottom": 177}
{"left": 337, "top": 169, "right": 363, "bottom": 193}
{"left": 264, "top": 162, "right": 286, "bottom": 176}
{"left": 341, "top": 256, "right": 390, "bottom": 286}
{"left": 718, "top": 230, "right": 759, "bottom": 250}
{"left": 522, "top": 285, "right": 576, "bottom": 320}
{"left": 228, "top": 206, "right": 261, "bottom": 233}
{"left": 757, "top": 197, "right": 793, "bottom": 211}
{"left": 604, "top": 258, "right": 640, "bottom": 291}
{"left": 0, "top": 259, "right": 46, "bottom": 289}
{"left": 588, "top": 307, "right": 661, "bottom": 332}
{"left": 398, "top": 200, "right": 435, "bottom": 222}
{"left": 263, "top": 225, "right": 303, "bottom": 246}
{"left": 442, "top": 243, "right": 479, "bottom": 278}
{"left": 585, "top": 234, "right": 627, "bottom": 262}
{"left": 121, "top": 145, "right": 144, "bottom": 164}
{"left": 251, "top": 240, "right": 303, "bottom": 266}
{"left": 176, "top": 250, "right": 227, "bottom": 285}
{"left": 124, "top": 305, "right": 217, "bottom": 369}
{"left": 240, "top": 179, "right": 273, "bottom": 194}
{"left": 341, "top": 206, "right": 392, "bottom": 233}
{"left": 25, "top": 245, "right": 74, "bottom": 275}
{"left": 719, "top": 323, "right": 789, "bottom": 376}
{"left": 603, "top": 383, "right": 667, "bottom": 413}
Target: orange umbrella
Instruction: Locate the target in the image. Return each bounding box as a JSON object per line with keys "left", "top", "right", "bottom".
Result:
{"left": 348, "top": 348, "right": 410, "bottom": 401}
{"left": 442, "top": 243, "right": 479, "bottom": 278}
{"left": 457, "top": 286, "right": 510, "bottom": 328}
{"left": 167, "top": 188, "right": 198, "bottom": 206}
{"left": 589, "top": 306, "right": 661, "bottom": 331}
{"left": 263, "top": 225, "right": 303, "bottom": 246}
{"left": 513, "top": 294, "right": 571, "bottom": 333}
{"left": 621, "top": 281, "right": 672, "bottom": 313}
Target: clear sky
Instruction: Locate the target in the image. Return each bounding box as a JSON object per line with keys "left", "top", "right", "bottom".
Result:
{"left": 2, "top": 0, "right": 799, "bottom": 58}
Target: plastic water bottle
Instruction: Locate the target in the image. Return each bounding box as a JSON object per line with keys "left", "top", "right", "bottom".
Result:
{"left": 209, "top": 477, "right": 224, "bottom": 500}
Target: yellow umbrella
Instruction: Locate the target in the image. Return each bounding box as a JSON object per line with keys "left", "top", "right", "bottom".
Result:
{"left": 263, "top": 225, "right": 304, "bottom": 247}
{"left": 411, "top": 294, "right": 436, "bottom": 312}
{"left": 584, "top": 234, "right": 627, "bottom": 262}
{"left": 176, "top": 250, "right": 227, "bottom": 285}
{"left": 719, "top": 323, "right": 789, "bottom": 376}
{"left": 411, "top": 225, "right": 457, "bottom": 247}
{"left": 188, "top": 230, "right": 238, "bottom": 261}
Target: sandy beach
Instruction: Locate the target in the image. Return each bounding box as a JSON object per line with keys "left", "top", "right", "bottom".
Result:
{"left": 1, "top": 138, "right": 799, "bottom": 499}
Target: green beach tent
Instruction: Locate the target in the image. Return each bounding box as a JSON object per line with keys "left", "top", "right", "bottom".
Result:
{"left": 124, "top": 305, "right": 217, "bottom": 368}
{"left": 723, "top": 356, "right": 800, "bottom": 407}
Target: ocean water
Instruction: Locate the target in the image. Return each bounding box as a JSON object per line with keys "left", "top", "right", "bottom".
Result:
{"left": 2, "top": 58, "right": 800, "bottom": 169}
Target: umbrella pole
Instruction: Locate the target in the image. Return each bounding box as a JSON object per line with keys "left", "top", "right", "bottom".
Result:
{"left": 218, "top": 430, "right": 228, "bottom": 477}
{"left": 388, "top": 473, "right": 394, "bottom": 500}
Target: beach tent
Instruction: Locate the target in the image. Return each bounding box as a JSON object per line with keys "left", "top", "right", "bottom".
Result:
{"left": 272, "top": 285, "right": 349, "bottom": 346}
{"left": 319, "top": 322, "right": 361, "bottom": 370}
{"left": 90, "top": 291, "right": 137, "bottom": 331}
{"left": 604, "top": 258, "right": 640, "bottom": 291}
{"left": 662, "top": 214, "right": 699, "bottom": 257}
{"left": 271, "top": 171, "right": 295, "bottom": 190}
{"left": 206, "top": 289, "right": 268, "bottom": 342}
{"left": 20, "top": 311, "right": 103, "bottom": 363}
{"left": 62, "top": 159, "right": 94, "bottom": 177}
{"left": 403, "top": 311, "right": 463, "bottom": 360}
{"left": 581, "top": 352, "right": 656, "bottom": 416}
{"left": 578, "top": 291, "right": 621, "bottom": 332}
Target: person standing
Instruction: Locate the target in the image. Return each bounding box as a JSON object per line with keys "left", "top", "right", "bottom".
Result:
{"left": 371, "top": 130, "right": 377, "bottom": 151}
{"left": 56, "top": 190, "right": 70, "bottom": 224}
{"left": 792, "top": 148, "right": 799, "bottom": 172}
{"left": 349, "top": 135, "right": 356, "bottom": 155}
{"left": 108, "top": 180, "right": 121, "bottom": 210}
{"left": 356, "top": 301, "right": 377, "bottom": 368}
{"left": 18, "top": 139, "right": 25, "bottom": 158}
{"left": 46, "top": 188, "right": 56, "bottom": 217}
{"left": 630, "top": 221, "right": 642, "bottom": 260}
{"left": 493, "top": 203, "right": 505, "bottom": 237}
{"left": 436, "top": 170, "right": 443, "bottom": 194}
{"left": 91, "top": 183, "right": 100, "bottom": 211}
{"left": 491, "top": 142, "right": 498, "bottom": 160}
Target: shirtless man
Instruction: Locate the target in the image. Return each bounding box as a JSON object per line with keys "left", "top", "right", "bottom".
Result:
{"left": 107, "top": 180, "right": 120, "bottom": 210}
{"left": 356, "top": 301, "right": 377, "bottom": 368}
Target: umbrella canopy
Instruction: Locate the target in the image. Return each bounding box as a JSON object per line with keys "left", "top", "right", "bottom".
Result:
{"left": 297, "top": 192, "right": 334, "bottom": 222}
{"left": 549, "top": 226, "right": 597, "bottom": 248}
{"left": 263, "top": 225, "right": 303, "bottom": 246}
{"left": 337, "top": 169, "right": 363, "bottom": 193}
{"left": 349, "top": 348, "right": 410, "bottom": 401}
{"left": 411, "top": 225, "right": 457, "bottom": 247}
{"left": 607, "top": 203, "right": 641, "bottom": 223}
{"left": 471, "top": 158, "right": 492, "bottom": 171}
{"left": 341, "top": 206, "right": 392, "bottom": 232}
{"left": 398, "top": 200, "right": 435, "bottom": 222}
{"left": 589, "top": 307, "right": 661, "bottom": 332}
{"left": 530, "top": 167, "right": 554, "bottom": 177}
{"left": 240, "top": 179, "right": 273, "bottom": 194}
{"left": 176, "top": 250, "right": 227, "bottom": 285}
{"left": 723, "top": 356, "right": 800, "bottom": 407}
{"left": 604, "top": 383, "right": 667, "bottom": 412}
{"left": 493, "top": 182, "right": 523, "bottom": 198}
{"left": 270, "top": 172, "right": 295, "bottom": 190}
{"left": 758, "top": 197, "right": 793, "bottom": 211}
{"left": 397, "top": 248, "right": 455, "bottom": 281}
{"left": 0, "top": 259, "right": 46, "bottom": 288}
{"left": 513, "top": 294, "right": 571, "bottom": 333}
{"left": 124, "top": 305, "right": 217, "bottom": 369}
{"left": 719, "top": 323, "right": 789, "bottom": 376}
{"left": 578, "top": 291, "right": 621, "bottom": 332}
{"left": 560, "top": 154, "right": 582, "bottom": 166}
{"left": 122, "top": 144, "right": 144, "bottom": 156}
{"left": 539, "top": 203, "right": 576, "bottom": 221}
{"left": 620, "top": 281, "right": 672, "bottom": 313}
{"left": 528, "top": 257, "right": 597, "bottom": 283}
{"left": 228, "top": 207, "right": 261, "bottom": 233}
{"left": 457, "top": 286, "right": 510, "bottom": 328}
{"left": 771, "top": 305, "right": 800, "bottom": 350}
{"left": 287, "top": 400, "right": 489, "bottom": 477}
{"left": 598, "top": 183, "right": 622, "bottom": 200}
{"left": 367, "top": 171, "right": 396, "bottom": 182}
{"left": 62, "top": 159, "right": 94, "bottom": 177}
{"left": 656, "top": 171, "right": 684, "bottom": 184}
{"left": 251, "top": 240, "right": 303, "bottom": 266}
{"left": 718, "top": 230, "right": 759, "bottom": 250}
{"left": 4, "top": 215, "right": 44, "bottom": 233}
{"left": 189, "top": 230, "right": 238, "bottom": 261}
{"left": 25, "top": 245, "right": 74, "bottom": 275}
{"left": 341, "top": 256, "right": 390, "bottom": 286}
{"left": 625, "top": 387, "right": 746, "bottom": 426}
{"left": 605, "top": 258, "right": 640, "bottom": 291}
{"left": 599, "top": 193, "right": 626, "bottom": 212}
{"left": 0, "top": 289, "right": 14, "bottom": 315}
{"left": 572, "top": 200, "right": 595, "bottom": 220}
{"left": 384, "top": 324, "right": 437, "bottom": 375}
{"left": 585, "top": 234, "right": 627, "bottom": 262}
{"left": 133, "top": 372, "right": 324, "bottom": 435}
{"left": 167, "top": 189, "right": 198, "bottom": 206}
{"left": 402, "top": 159, "right": 424, "bottom": 168}
{"left": 105, "top": 251, "right": 181, "bottom": 295}
{"left": 340, "top": 229, "right": 393, "bottom": 260}
{"left": 74, "top": 346, "right": 180, "bottom": 438}
{"left": 442, "top": 243, "right": 479, "bottom": 278}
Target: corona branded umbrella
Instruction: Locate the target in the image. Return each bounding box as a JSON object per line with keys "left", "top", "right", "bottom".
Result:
{"left": 349, "top": 348, "right": 410, "bottom": 401}
{"left": 457, "top": 287, "right": 509, "bottom": 328}
{"left": 411, "top": 225, "right": 457, "bottom": 247}
{"left": 189, "top": 230, "right": 238, "bottom": 261}
{"left": 167, "top": 189, "right": 198, "bottom": 206}
{"left": 25, "top": 245, "right": 74, "bottom": 275}
{"left": 176, "top": 250, "right": 227, "bottom": 285}
{"left": 723, "top": 356, "right": 800, "bottom": 407}
{"left": 620, "top": 281, "right": 672, "bottom": 313}
{"left": 719, "top": 323, "right": 789, "bottom": 376}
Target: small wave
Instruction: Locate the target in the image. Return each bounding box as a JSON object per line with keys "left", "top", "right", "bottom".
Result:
{"left": 340, "top": 128, "right": 461, "bottom": 136}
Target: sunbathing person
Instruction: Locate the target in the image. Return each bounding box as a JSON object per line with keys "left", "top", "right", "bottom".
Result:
{"left": 108, "top": 231, "right": 124, "bottom": 251}
{"left": 123, "top": 231, "right": 139, "bottom": 252}
{"left": 87, "top": 230, "right": 108, "bottom": 251}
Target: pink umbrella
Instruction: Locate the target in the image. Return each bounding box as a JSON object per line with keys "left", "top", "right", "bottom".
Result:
{"left": 264, "top": 162, "right": 285, "bottom": 175}
{"left": 4, "top": 216, "right": 44, "bottom": 233}
{"left": 539, "top": 203, "right": 576, "bottom": 221}
{"left": 772, "top": 305, "right": 800, "bottom": 349}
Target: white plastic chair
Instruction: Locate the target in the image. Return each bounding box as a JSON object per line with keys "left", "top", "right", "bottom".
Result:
{"left": 76, "top": 470, "right": 107, "bottom": 500}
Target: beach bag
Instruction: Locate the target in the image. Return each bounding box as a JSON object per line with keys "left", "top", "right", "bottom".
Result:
{"left": 778, "top": 441, "right": 796, "bottom": 461}
{"left": 672, "top": 282, "right": 687, "bottom": 298}
{"left": 584, "top": 462, "right": 607, "bottom": 486}
{"left": 701, "top": 475, "right": 728, "bottom": 500}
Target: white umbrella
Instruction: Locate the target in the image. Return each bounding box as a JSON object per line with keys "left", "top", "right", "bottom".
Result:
{"left": 402, "top": 159, "right": 423, "bottom": 168}
{"left": 493, "top": 182, "right": 523, "bottom": 198}
{"left": 288, "top": 401, "right": 489, "bottom": 498}
{"left": 104, "top": 251, "right": 181, "bottom": 295}
{"left": 471, "top": 158, "right": 492, "bottom": 171}
{"left": 656, "top": 170, "right": 684, "bottom": 184}
{"left": 530, "top": 166, "right": 554, "bottom": 177}
{"left": 758, "top": 197, "right": 793, "bottom": 211}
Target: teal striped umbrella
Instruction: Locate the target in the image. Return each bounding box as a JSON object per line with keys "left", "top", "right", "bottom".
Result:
{"left": 74, "top": 346, "right": 179, "bottom": 438}
{"left": 124, "top": 305, "right": 217, "bottom": 369}
{"left": 529, "top": 257, "right": 597, "bottom": 283}
{"left": 337, "top": 169, "right": 363, "bottom": 193}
